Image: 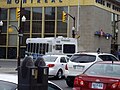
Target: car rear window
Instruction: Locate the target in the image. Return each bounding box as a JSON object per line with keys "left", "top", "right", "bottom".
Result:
{"left": 43, "top": 56, "right": 57, "bottom": 62}
{"left": 85, "top": 63, "right": 120, "bottom": 77}
{"left": 70, "top": 54, "right": 96, "bottom": 63}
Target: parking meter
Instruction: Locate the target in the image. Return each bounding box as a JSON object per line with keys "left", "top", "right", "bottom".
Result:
{"left": 34, "top": 57, "right": 49, "bottom": 90}
{"left": 18, "top": 56, "right": 37, "bottom": 90}
{"left": 20, "top": 56, "right": 34, "bottom": 78}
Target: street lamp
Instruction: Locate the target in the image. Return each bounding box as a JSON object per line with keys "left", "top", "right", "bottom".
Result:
{"left": 0, "top": 21, "right": 3, "bottom": 26}
{"left": 22, "top": 15, "right": 26, "bottom": 22}
{"left": 72, "top": 27, "right": 75, "bottom": 38}
{"left": 9, "top": 15, "right": 26, "bottom": 67}
{"left": 0, "top": 21, "right": 3, "bottom": 33}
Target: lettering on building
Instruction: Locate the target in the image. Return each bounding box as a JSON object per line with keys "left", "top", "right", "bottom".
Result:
{"left": 95, "top": 0, "right": 120, "bottom": 12}
{"left": 15, "top": 0, "right": 19, "bottom": 4}
{"left": 7, "top": 0, "right": 62, "bottom": 4}
{"left": 7, "top": 0, "right": 12, "bottom": 4}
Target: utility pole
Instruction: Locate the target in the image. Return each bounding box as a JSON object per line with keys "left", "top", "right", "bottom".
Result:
{"left": 112, "top": 15, "right": 120, "bottom": 54}
{"left": 18, "top": 0, "right": 23, "bottom": 67}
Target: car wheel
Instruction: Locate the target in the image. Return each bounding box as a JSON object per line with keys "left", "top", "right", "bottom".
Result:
{"left": 56, "top": 70, "right": 63, "bottom": 79}
{"left": 65, "top": 77, "right": 74, "bottom": 87}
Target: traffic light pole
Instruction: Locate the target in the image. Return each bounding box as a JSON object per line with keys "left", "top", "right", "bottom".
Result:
{"left": 18, "top": 1, "right": 23, "bottom": 90}
{"left": 18, "top": 0, "right": 23, "bottom": 67}
{"left": 66, "top": 13, "right": 76, "bottom": 38}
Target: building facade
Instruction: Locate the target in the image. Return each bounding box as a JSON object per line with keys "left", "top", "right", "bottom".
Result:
{"left": 0, "top": 0, "right": 120, "bottom": 59}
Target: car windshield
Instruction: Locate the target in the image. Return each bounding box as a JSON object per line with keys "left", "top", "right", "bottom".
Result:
{"left": 70, "top": 54, "right": 96, "bottom": 63}
{"left": 84, "top": 63, "right": 120, "bottom": 77}
{"left": 43, "top": 56, "right": 58, "bottom": 62}
{"left": 0, "top": 80, "right": 17, "bottom": 90}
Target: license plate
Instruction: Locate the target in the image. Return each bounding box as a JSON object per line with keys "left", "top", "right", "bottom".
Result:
{"left": 91, "top": 83, "right": 103, "bottom": 89}
{"left": 73, "top": 65, "right": 84, "bottom": 71}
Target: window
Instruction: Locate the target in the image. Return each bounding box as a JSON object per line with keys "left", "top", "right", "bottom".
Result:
{"left": 45, "top": 7, "right": 55, "bottom": 20}
{"left": 0, "top": 47, "right": 6, "bottom": 59}
{"left": 32, "top": 21, "right": 42, "bottom": 33}
{"left": 7, "top": 47, "right": 17, "bottom": 59}
{"left": 43, "top": 56, "right": 57, "bottom": 62}
{"left": 45, "top": 21, "right": 55, "bottom": 33}
{"left": 8, "top": 34, "right": 17, "bottom": 46}
{"left": 60, "top": 57, "right": 67, "bottom": 63}
{"left": 10, "top": 8, "right": 16, "bottom": 20}
{"left": 32, "top": 7, "right": 42, "bottom": 20}
{"left": 71, "top": 54, "right": 96, "bottom": 63}
{"left": 56, "top": 45, "right": 62, "bottom": 50}
{"left": 1, "top": 8, "right": 7, "bottom": 20}
{"left": 63, "top": 44, "right": 75, "bottom": 53}
{"left": 0, "top": 34, "right": 6, "bottom": 45}
{"left": 99, "top": 55, "right": 118, "bottom": 61}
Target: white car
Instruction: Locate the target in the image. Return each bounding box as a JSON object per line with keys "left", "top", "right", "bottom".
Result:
{"left": 0, "top": 73, "right": 63, "bottom": 90}
{"left": 42, "top": 54, "right": 69, "bottom": 79}
{"left": 65, "top": 52, "right": 119, "bottom": 87}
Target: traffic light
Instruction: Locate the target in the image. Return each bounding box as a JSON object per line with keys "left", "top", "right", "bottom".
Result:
{"left": 62, "top": 11, "right": 67, "bottom": 22}
{"left": 16, "top": 7, "right": 20, "bottom": 20}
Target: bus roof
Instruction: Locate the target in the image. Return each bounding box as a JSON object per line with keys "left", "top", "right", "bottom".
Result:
{"left": 26, "top": 37, "right": 77, "bottom": 44}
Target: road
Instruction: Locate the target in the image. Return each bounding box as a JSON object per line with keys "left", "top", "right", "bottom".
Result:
{"left": 0, "top": 59, "right": 72, "bottom": 90}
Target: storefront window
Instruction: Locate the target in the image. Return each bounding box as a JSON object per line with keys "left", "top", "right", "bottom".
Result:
{"left": 32, "top": 21, "right": 42, "bottom": 33}
{"left": 0, "top": 34, "right": 6, "bottom": 45}
{"left": 57, "top": 21, "right": 67, "bottom": 33}
{"left": 45, "top": 21, "right": 55, "bottom": 33}
{"left": 10, "top": 8, "right": 16, "bottom": 20}
{"left": 7, "top": 47, "right": 17, "bottom": 59}
{"left": 8, "top": 34, "right": 17, "bottom": 46}
{"left": 45, "top": 7, "right": 55, "bottom": 20}
{"left": 32, "top": 34, "right": 41, "bottom": 38}
{"left": 9, "top": 21, "right": 18, "bottom": 34}
{"left": 23, "top": 21, "right": 30, "bottom": 33}
{"left": 0, "top": 47, "right": 6, "bottom": 59}
{"left": 1, "top": 8, "right": 7, "bottom": 20}
{"left": 32, "top": 7, "right": 42, "bottom": 20}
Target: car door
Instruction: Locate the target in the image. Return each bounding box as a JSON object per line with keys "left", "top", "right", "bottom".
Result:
{"left": 60, "top": 57, "right": 67, "bottom": 75}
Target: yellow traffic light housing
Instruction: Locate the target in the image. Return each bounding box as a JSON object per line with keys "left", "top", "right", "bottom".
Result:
{"left": 62, "top": 11, "right": 67, "bottom": 22}
{"left": 16, "top": 7, "right": 20, "bottom": 20}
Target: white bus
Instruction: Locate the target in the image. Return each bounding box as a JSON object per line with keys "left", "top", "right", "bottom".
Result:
{"left": 26, "top": 36, "right": 78, "bottom": 59}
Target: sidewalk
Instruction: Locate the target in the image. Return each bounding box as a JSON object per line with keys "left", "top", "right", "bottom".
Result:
{"left": 0, "top": 59, "right": 20, "bottom": 61}
{"left": 0, "top": 67, "right": 17, "bottom": 74}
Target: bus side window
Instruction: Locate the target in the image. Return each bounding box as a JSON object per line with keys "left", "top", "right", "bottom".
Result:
{"left": 36, "top": 43, "right": 39, "bottom": 53}
{"left": 56, "top": 45, "right": 62, "bottom": 50}
{"left": 30, "top": 43, "right": 33, "bottom": 53}
{"left": 63, "top": 44, "right": 75, "bottom": 53}
{"left": 27, "top": 43, "right": 30, "bottom": 52}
